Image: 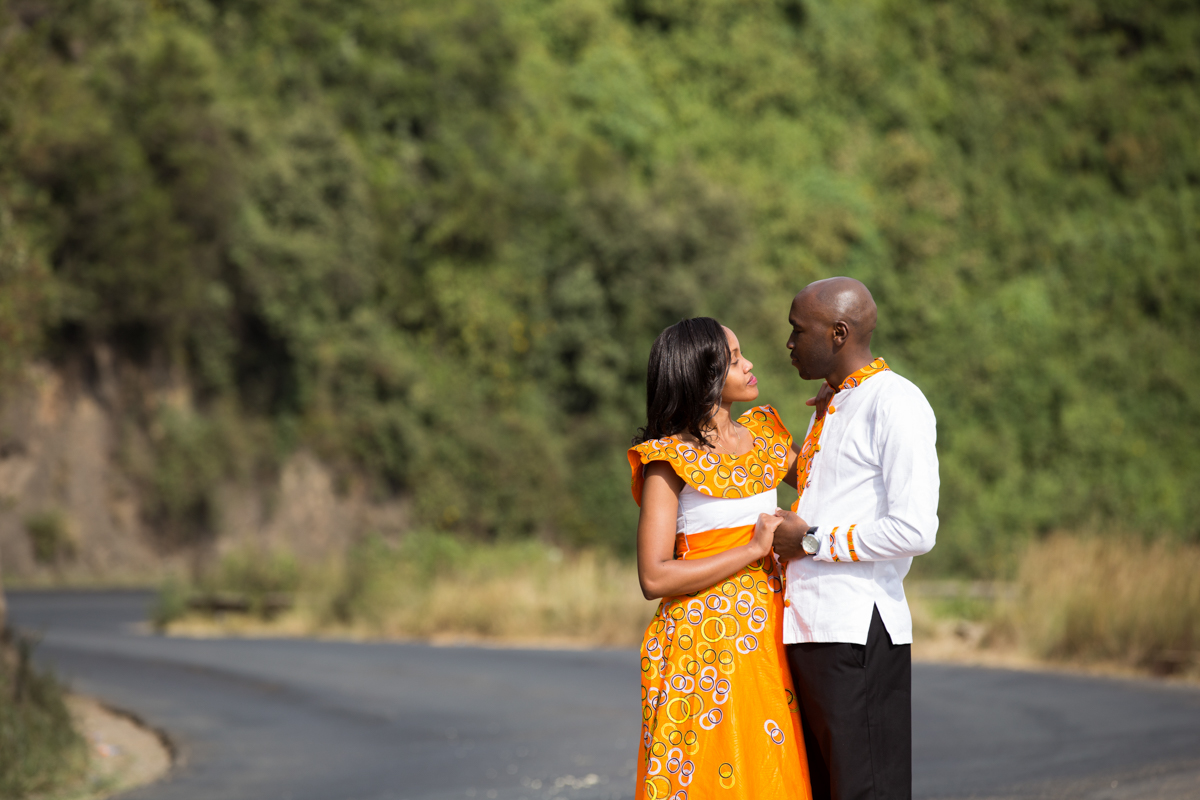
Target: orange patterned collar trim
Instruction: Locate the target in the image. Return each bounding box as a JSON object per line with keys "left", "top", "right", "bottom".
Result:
{"left": 662, "top": 410, "right": 776, "bottom": 463}
{"left": 836, "top": 357, "right": 889, "bottom": 392}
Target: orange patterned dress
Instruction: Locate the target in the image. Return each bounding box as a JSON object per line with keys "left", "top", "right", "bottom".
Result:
{"left": 628, "top": 406, "right": 812, "bottom": 800}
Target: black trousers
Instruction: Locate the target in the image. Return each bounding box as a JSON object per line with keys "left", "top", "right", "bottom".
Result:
{"left": 786, "top": 606, "right": 912, "bottom": 800}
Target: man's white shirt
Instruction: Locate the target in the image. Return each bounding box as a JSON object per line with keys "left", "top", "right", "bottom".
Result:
{"left": 783, "top": 369, "right": 940, "bottom": 646}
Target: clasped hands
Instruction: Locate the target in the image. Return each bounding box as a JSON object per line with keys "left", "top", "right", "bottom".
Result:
{"left": 753, "top": 508, "right": 809, "bottom": 562}
{"left": 748, "top": 491, "right": 811, "bottom": 564}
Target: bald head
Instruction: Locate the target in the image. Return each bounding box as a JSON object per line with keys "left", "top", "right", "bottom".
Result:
{"left": 795, "top": 277, "right": 877, "bottom": 343}
{"left": 787, "top": 277, "right": 878, "bottom": 384}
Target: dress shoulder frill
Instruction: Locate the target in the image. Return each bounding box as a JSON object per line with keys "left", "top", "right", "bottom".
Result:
{"left": 627, "top": 405, "right": 793, "bottom": 505}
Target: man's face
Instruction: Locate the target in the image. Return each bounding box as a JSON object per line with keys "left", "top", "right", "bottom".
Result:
{"left": 786, "top": 292, "right": 834, "bottom": 382}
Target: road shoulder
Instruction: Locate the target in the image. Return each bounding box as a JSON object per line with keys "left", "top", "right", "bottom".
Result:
{"left": 57, "top": 695, "right": 172, "bottom": 800}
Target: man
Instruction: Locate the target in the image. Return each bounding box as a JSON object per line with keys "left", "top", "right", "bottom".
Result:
{"left": 774, "top": 277, "right": 940, "bottom": 800}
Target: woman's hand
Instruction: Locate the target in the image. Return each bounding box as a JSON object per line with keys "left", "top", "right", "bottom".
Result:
{"left": 783, "top": 382, "right": 836, "bottom": 490}
{"left": 749, "top": 511, "right": 785, "bottom": 559}
{"left": 805, "top": 381, "right": 835, "bottom": 418}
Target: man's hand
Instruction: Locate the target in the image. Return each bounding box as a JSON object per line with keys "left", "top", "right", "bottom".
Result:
{"left": 805, "top": 382, "right": 835, "bottom": 419}
{"left": 749, "top": 512, "right": 784, "bottom": 560}
{"left": 771, "top": 508, "right": 810, "bottom": 562}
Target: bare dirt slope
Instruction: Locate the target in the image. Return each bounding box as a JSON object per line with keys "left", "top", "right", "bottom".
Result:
{"left": 0, "top": 360, "right": 407, "bottom": 584}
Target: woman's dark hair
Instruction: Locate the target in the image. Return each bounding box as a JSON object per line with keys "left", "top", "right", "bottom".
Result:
{"left": 633, "top": 317, "right": 730, "bottom": 447}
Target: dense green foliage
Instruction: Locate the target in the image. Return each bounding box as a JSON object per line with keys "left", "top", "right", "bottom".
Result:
{"left": 1, "top": 0, "right": 1197, "bottom": 573}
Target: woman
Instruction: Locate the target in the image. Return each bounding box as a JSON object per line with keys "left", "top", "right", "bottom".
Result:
{"left": 628, "top": 317, "right": 812, "bottom": 800}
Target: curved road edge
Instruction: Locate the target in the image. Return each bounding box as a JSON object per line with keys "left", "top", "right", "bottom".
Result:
{"left": 65, "top": 692, "right": 175, "bottom": 799}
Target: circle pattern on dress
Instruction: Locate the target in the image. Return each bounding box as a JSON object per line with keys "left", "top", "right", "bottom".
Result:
{"left": 637, "top": 555, "right": 806, "bottom": 799}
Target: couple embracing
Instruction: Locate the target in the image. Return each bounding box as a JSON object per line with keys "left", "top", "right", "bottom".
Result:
{"left": 629, "top": 277, "right": 939, "bottom": 800}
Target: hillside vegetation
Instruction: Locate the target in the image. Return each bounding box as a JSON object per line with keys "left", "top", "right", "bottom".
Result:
{"left": 1, "top": 0, "right": 1197, "bottom": 574}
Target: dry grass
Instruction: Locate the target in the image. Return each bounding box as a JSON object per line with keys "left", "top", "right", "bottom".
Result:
{"left": 909, "top": 535, "right": 1200, "bottom": 680}
{"left": 163, "top": 532, "right": 1200, "bottom": 679}
{"left": 1008, "top": 535, "right": 1200, "bottom": 676}
{"left": 163, "top": 534, "right": 657, "bottom": 647}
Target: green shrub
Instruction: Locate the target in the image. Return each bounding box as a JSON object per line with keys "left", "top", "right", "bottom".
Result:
{"left": 139, "top": 410, "right": 229, "bottom": 548}
{"left": 197, "top": 548, "right": 303, "bottom": 619}
{"left": 329, "top": 534, "right": 410, "bottom": 626}
{"left": 329, "top": 532, "right": 486, "bottom": 626}
{"left": 151, "top": 576, "right": 192, "bottom": 632}
{"left": 23, "top": 510, "right": 75, "bottom": 565}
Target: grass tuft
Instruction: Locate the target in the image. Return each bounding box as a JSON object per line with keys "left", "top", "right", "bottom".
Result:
{"left": 0, "top": 630, "right": 89, "bottom": 797}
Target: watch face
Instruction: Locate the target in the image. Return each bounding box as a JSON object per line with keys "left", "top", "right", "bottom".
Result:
{"left": 802, "top": 533, "right": 820, "bottom": 555}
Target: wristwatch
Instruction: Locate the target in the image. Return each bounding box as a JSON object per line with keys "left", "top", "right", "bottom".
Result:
{"left": 801, "top": 526, "right": 820, "bottom": 556}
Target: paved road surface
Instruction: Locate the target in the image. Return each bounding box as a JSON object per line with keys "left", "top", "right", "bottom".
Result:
{"left": 9, "top": 591, "right": 1200, "bottom": 800}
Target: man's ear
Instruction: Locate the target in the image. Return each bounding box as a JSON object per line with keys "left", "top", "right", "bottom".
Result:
{"left": 831, "top": 320, "right": 850, "bottom": 346}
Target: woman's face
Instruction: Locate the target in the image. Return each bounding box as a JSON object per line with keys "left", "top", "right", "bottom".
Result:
{"left": 721, "top": 327, "right": 759, "bottom": 404}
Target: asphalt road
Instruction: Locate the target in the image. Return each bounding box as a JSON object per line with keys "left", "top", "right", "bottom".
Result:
{"left": 8, "top": 591, "right": 1200, "bottom": 800}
